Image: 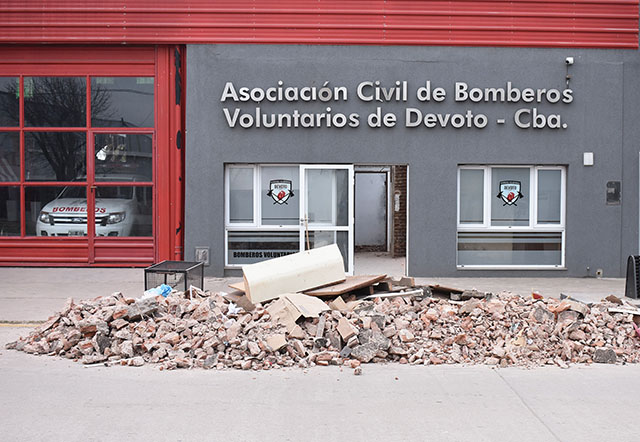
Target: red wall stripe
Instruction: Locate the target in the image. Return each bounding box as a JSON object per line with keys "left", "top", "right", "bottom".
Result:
{"left": 0, "top": 1, "right": 637, "bottom": 48}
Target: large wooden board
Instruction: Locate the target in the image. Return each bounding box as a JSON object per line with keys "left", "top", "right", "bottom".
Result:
{"left": 429, "top": 284, "right": 464, "bottom": 295}
{"left": 303, "top": 274, "right": 386, "bottom": 297}
{"left": 228, "top": 281, "right": 246, "bottom": 292}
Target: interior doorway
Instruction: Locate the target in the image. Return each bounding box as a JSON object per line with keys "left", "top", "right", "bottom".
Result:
{"left": 354, "top": 165, "right": 407, "bottom": 276}
{"left": 355, "top": 167, "right": 388, "bottom": 252}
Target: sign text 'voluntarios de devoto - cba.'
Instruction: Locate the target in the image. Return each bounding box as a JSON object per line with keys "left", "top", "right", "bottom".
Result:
{"left": 220, "top": 81, "right": 573, "bottom": 130}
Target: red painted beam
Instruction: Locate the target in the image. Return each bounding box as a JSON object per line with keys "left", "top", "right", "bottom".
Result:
{"left": 0, "top": 1, "right": 636, "bottom": 48}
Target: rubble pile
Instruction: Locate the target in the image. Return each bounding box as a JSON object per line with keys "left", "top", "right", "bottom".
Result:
{"left": 6, "top": 290, "right": 640, "bottom": 370}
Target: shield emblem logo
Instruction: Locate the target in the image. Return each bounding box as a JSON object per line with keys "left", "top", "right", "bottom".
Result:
{"left": 267, "top": 179, "right": 294, "bottom": 204}
{"left": 497, "top": 180, "right": 523, "bottom": 206}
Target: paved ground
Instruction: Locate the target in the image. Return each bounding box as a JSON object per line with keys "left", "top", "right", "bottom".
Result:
{"left": 354, "top": 251, "right": 406, "bottom": 275}
{"left": 1, "top": 325, "right": 639, "bottom": 442}
{"left": 0, "top": 267, "right": 637, "bottom": 441}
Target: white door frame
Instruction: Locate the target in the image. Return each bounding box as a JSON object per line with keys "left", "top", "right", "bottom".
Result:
{"left": 300, "top": 164, "right": 354, "bottom": 274}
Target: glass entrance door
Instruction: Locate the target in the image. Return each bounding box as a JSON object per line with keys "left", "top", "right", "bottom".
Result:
{"left": 89, "top": 131, "right": 154, "bottom": 263}
{"left": 299, "top": 165, "right": 354, "bottom": 274}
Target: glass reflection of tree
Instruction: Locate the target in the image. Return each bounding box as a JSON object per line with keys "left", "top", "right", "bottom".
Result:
{"left": 1, "top": 78, "right": 112, "bottom": 181}
{"left": 26, "top": 132, "right": 86, "bottom": 181}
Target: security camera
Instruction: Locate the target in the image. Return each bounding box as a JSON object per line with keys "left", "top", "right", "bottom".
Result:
{"left": 565, "top": 57, "right": 574, "bottom": 65}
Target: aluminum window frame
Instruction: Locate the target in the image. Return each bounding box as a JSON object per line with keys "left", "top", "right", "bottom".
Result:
{"left": 224, "top": 163, "right": 354, "bottom": 272}
{"left": 299, "top": 164, "right": 354, "bottom": 275}
{"left": 224, "top": 164, "right": 301, "bottom": 268}
{"left": 456, "top": 165, "right": 566, "bottom": 270}
{"left": 224, "top": 164, "right": 258, "bottom": 227}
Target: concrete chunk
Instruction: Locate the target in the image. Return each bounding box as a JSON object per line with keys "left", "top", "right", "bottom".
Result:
{"left": 337, "top": 317, "right": 358, "bottom": 341}
{"left": 266, "top": 334, "right": 287, "bottom": 352}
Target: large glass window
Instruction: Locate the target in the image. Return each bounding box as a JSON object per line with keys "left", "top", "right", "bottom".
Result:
{"left": 0, "top": 132, "right": 19, "bottom": 182}
{"left": 0, "top": 186, "right": 20, "bottom": 236}
{"left": 537, "top": 169, "right": 562, "bottom": 224}
{"left": 225, "top": 165, "right": 301, "bottom": 267}
{"left": 91, "top": 77, "right": 154, "bottom": 128}
{"left": 305, "top": 168, "right": 349, "bottom": 226}
{"left": 26, "top": 186, "right": 87, "bottom": 236}
{"left": 457, "top": 232, "right": 563, "bottom": 266}
{"left": 304, "top": 230, "right": 350, "bottom": 271}
{"left": 94, "top": 186, "right": 153, "bottom": 237}
{"left": 226, "top": 165, "right": 299, "bottom": 265}
{"left": 261, "top": 166, "right": 299, "bottom": 225}
{"left": 228, "top": 167, "right": 254, "bottom": 224}
{"left": 0, "top": 73, "right": 155, "bottom": 241}
{"left": 25, "top": 132, "right": 86, "bottom": 181}
{"left": 94, "top": 133, "right": 152, "bottom": 181}
{"left": 0, "top": 78, "right": 21, "bottom": 236}
{"left": 25, "top": 77, "right": 86, "bottom": 127}
{"left": 227, "top": 165, "right": 301, "bottom": 227}
{"left": 459, "top": 169, "right": 484, "bottom": 224}
{"left": 457, "top": 166, "right": 565, "bottom": 268}
{"left": 491, "top": 167, "right": 530, "bottom": 226}
{"left": 225, "top": 164, "right": 353, "bottom": 270}
{"left": 0, "top": 77, "right": 19, "bottom": 127}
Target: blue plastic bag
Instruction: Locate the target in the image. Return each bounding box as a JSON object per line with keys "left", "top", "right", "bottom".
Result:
{"left": 142, "top": 283, "right": 172, "bottom": 299}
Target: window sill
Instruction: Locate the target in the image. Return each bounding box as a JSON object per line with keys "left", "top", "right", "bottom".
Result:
{"left": 456, "top": 266, "right": 567, "bottom": 271}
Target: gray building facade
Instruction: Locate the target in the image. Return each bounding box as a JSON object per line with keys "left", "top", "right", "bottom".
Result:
{"left": 185, "top": 44, "right": 639, "bottom": 278}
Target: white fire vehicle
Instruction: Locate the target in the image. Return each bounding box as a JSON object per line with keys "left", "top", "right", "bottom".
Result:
{"left": 36, "top": 175, "right": 149, "bottom": 237}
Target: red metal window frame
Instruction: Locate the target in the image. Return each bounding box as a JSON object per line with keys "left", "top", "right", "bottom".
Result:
{"left": 0, "top": 45, "right": 183, "bottom": 266}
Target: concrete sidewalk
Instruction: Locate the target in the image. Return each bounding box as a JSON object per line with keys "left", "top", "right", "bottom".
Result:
{"left": 1, "top": 324, "right": 640, "bottom": 442}
{"left": 0, "top": 267, "right": 627, "bottom": 322}
{"left": 0, "top": 271, "right": 637, "bottom": 442}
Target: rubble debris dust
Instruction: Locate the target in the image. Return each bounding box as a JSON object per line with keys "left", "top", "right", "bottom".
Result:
{"left": 5, "top": 289, "right": 640, "bottom": 371}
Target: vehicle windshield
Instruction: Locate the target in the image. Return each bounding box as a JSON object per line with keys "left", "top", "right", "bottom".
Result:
{"left": 57, "top": 186, "right": 85, "bottom": 199}
{"left": 96, "top": 187, "right": 134, "bottom": 199}
{"left": 58, "top": 186, "right": 134, "bottom": 199}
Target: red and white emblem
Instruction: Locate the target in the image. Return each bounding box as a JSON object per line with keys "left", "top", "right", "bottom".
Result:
{"left": 497, "top": 181, "right": 523, "bottom": 206}
{"left": 267, "top": 179, "right": 294, "bottom": 204}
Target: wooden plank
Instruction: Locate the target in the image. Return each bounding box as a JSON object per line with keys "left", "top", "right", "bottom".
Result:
{"left": 228, "top": 281, "right": 245, "bottom": 292}
{"left": 304, "top": 274, "right": 386, "bottom": 297}
{"left": 375, "top": 281, "right": 393, "bottom": 292}
{"left": 383, "top": 276, "right": 416, "bottom": 288}
{"left": 363, "top": 288, "right": 425, "bottom": 300}
{"left": 608, "top": 307, "right": 640, "bottom": 316}
{"left": 429, "top": 284, "right": 464, "bottom": 295}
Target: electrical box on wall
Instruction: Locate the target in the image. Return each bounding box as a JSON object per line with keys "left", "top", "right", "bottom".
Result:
{"left": 195, "top": 247, "right": 210, "bottom": 266}
{"left": 606, "top": 181, "right": 621, "bottom": 205}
